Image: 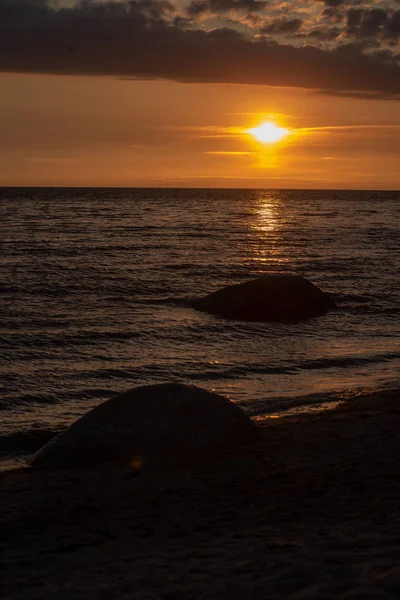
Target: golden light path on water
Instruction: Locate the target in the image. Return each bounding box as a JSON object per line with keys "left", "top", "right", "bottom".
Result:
{"left": 245, "top": 191, "right": 290, "bottom": 267}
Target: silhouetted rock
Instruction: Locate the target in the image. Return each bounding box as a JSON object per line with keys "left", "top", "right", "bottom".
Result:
{"left": 31, "top": 384, "right": 260, "bottom": 469}
{"left": 193, "top": 274, "right": 336, "bottom": 322}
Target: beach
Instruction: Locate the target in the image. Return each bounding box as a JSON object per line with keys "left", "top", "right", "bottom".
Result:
{"left": 2, "top": 388, "right": 400, "bottom": 599}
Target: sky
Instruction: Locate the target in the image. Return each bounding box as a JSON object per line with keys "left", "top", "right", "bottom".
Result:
{"left": 0, "top": 0, "right": 399, "bottom": 188}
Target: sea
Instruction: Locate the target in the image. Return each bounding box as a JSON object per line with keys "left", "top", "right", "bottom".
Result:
{"left": 1, "top": 187, "right": 399, "bottom": 468}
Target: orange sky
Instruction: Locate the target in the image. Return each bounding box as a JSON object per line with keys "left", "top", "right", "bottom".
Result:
{"left": 0, "top": 73, "right": 399, "bottom": 189}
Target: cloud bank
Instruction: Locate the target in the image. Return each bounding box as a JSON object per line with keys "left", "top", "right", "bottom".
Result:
{"left": 0, "top": 0, "right": 399, "bottom": 97}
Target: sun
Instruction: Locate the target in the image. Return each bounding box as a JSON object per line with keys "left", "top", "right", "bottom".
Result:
{"left": 248, "top": 122, "right": 289, "bottom": 143}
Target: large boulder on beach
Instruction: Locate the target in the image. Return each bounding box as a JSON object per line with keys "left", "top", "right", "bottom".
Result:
{"left": 31, "top": 384, "right": 260, "bottom": 469}
{"left": 193, "top": 274, "right": 336, "bottom": 322}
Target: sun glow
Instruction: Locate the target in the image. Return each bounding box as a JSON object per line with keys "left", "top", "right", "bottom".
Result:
{"left": 248, "top": 122, "right": 289, "bottom": 143}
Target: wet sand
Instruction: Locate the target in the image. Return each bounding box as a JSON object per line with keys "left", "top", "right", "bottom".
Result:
{"left": 2, "top": 389, "right": 400, "bottom": 599}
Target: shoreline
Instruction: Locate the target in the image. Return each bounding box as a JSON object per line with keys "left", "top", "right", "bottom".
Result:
{"left": 1, "top": 385, "right": 399, "bottom": 471}
{"left": 2, "top": 387, "right": 400, "bottom": 598}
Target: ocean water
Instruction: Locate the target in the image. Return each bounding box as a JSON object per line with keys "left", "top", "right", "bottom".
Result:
{"left": 1, "top": 188, "right": 399, "bottom": 463}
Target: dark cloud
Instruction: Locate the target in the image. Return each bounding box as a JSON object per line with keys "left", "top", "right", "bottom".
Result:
{"left": 322, "top": 7, "right": 344, "bottom": 23}
{"left": 319, "top": 0, "right": 345, "bottom": 7}
{"left": 0, "top": 0, "right": 50, "bottom": 19}
{"left": 186, "top": 0, "right": 267, "bottom": 17}
{"left": 0, "top": 0, "right": 174, "bottom": 21}
{"left": 0, "top": 0, "right": 399, "bottom": 98}
{"left": 386, "top": 9, "right": 400, "bottom": 36}
{"left": 298, "top": 26, "right": 341, "bottom": 40}
{"left": 346, "top": 7, "right": 400, "bottom": 40}
{"left": 347, "top": 8, "right": 387, "bottom": 35}
{"left": 316, "top": 88, "right": 400, "bottom": 100}
{"left": 260, "top": 17, "right": 302, "bottom": 34}
{"left": 173, "top": 14, "right": 192, "bottom": 27}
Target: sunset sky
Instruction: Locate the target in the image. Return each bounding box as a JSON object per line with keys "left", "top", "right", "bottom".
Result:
{"left": 0, "top": 0, "right": 399, "bottom": 188}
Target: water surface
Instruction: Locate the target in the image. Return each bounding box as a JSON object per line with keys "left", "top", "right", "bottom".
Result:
{"left": 1, "top": 188, "right": 399, "bottom": 459}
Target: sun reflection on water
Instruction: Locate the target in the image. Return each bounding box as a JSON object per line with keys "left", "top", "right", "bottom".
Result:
{"left": 252, "top": 192, "right": 280, "bottom": 233}
{"left": 245, "top": 191, "right": 289, "bottom": 267}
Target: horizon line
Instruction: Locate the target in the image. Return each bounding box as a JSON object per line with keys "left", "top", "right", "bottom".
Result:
{"left": 1, "top": 185, "right": 399, "bottom": 192}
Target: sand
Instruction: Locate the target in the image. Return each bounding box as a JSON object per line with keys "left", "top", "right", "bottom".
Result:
{"left": 2, "top": 390, "right": 400, "bottom": 599}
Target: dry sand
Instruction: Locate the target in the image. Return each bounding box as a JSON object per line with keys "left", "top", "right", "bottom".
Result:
{"left": 1, "top": 390, "right": 400, "bottom": 599}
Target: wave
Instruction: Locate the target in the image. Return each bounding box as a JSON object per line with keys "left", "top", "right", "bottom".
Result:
{"left": 0, "top": 388, "right": 117, "bottom": 410}
{"left": 0, "top": 428, "right": 60, "bottom": 456}
{"left": 240, "top": 385, "right": 400, "bottom": 417}
{"left": 296, "top": 352, "right": 400, "bottom": 370}
{"left": 2, "top": 350, "right": 399, "bottom": 411}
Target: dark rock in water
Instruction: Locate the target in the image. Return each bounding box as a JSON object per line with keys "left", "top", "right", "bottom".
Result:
{"left": 31, "top": 384, "right": 260, "bottom": 469}
{"left": 193, "top": 274, "right": 336, "bottom": 322}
